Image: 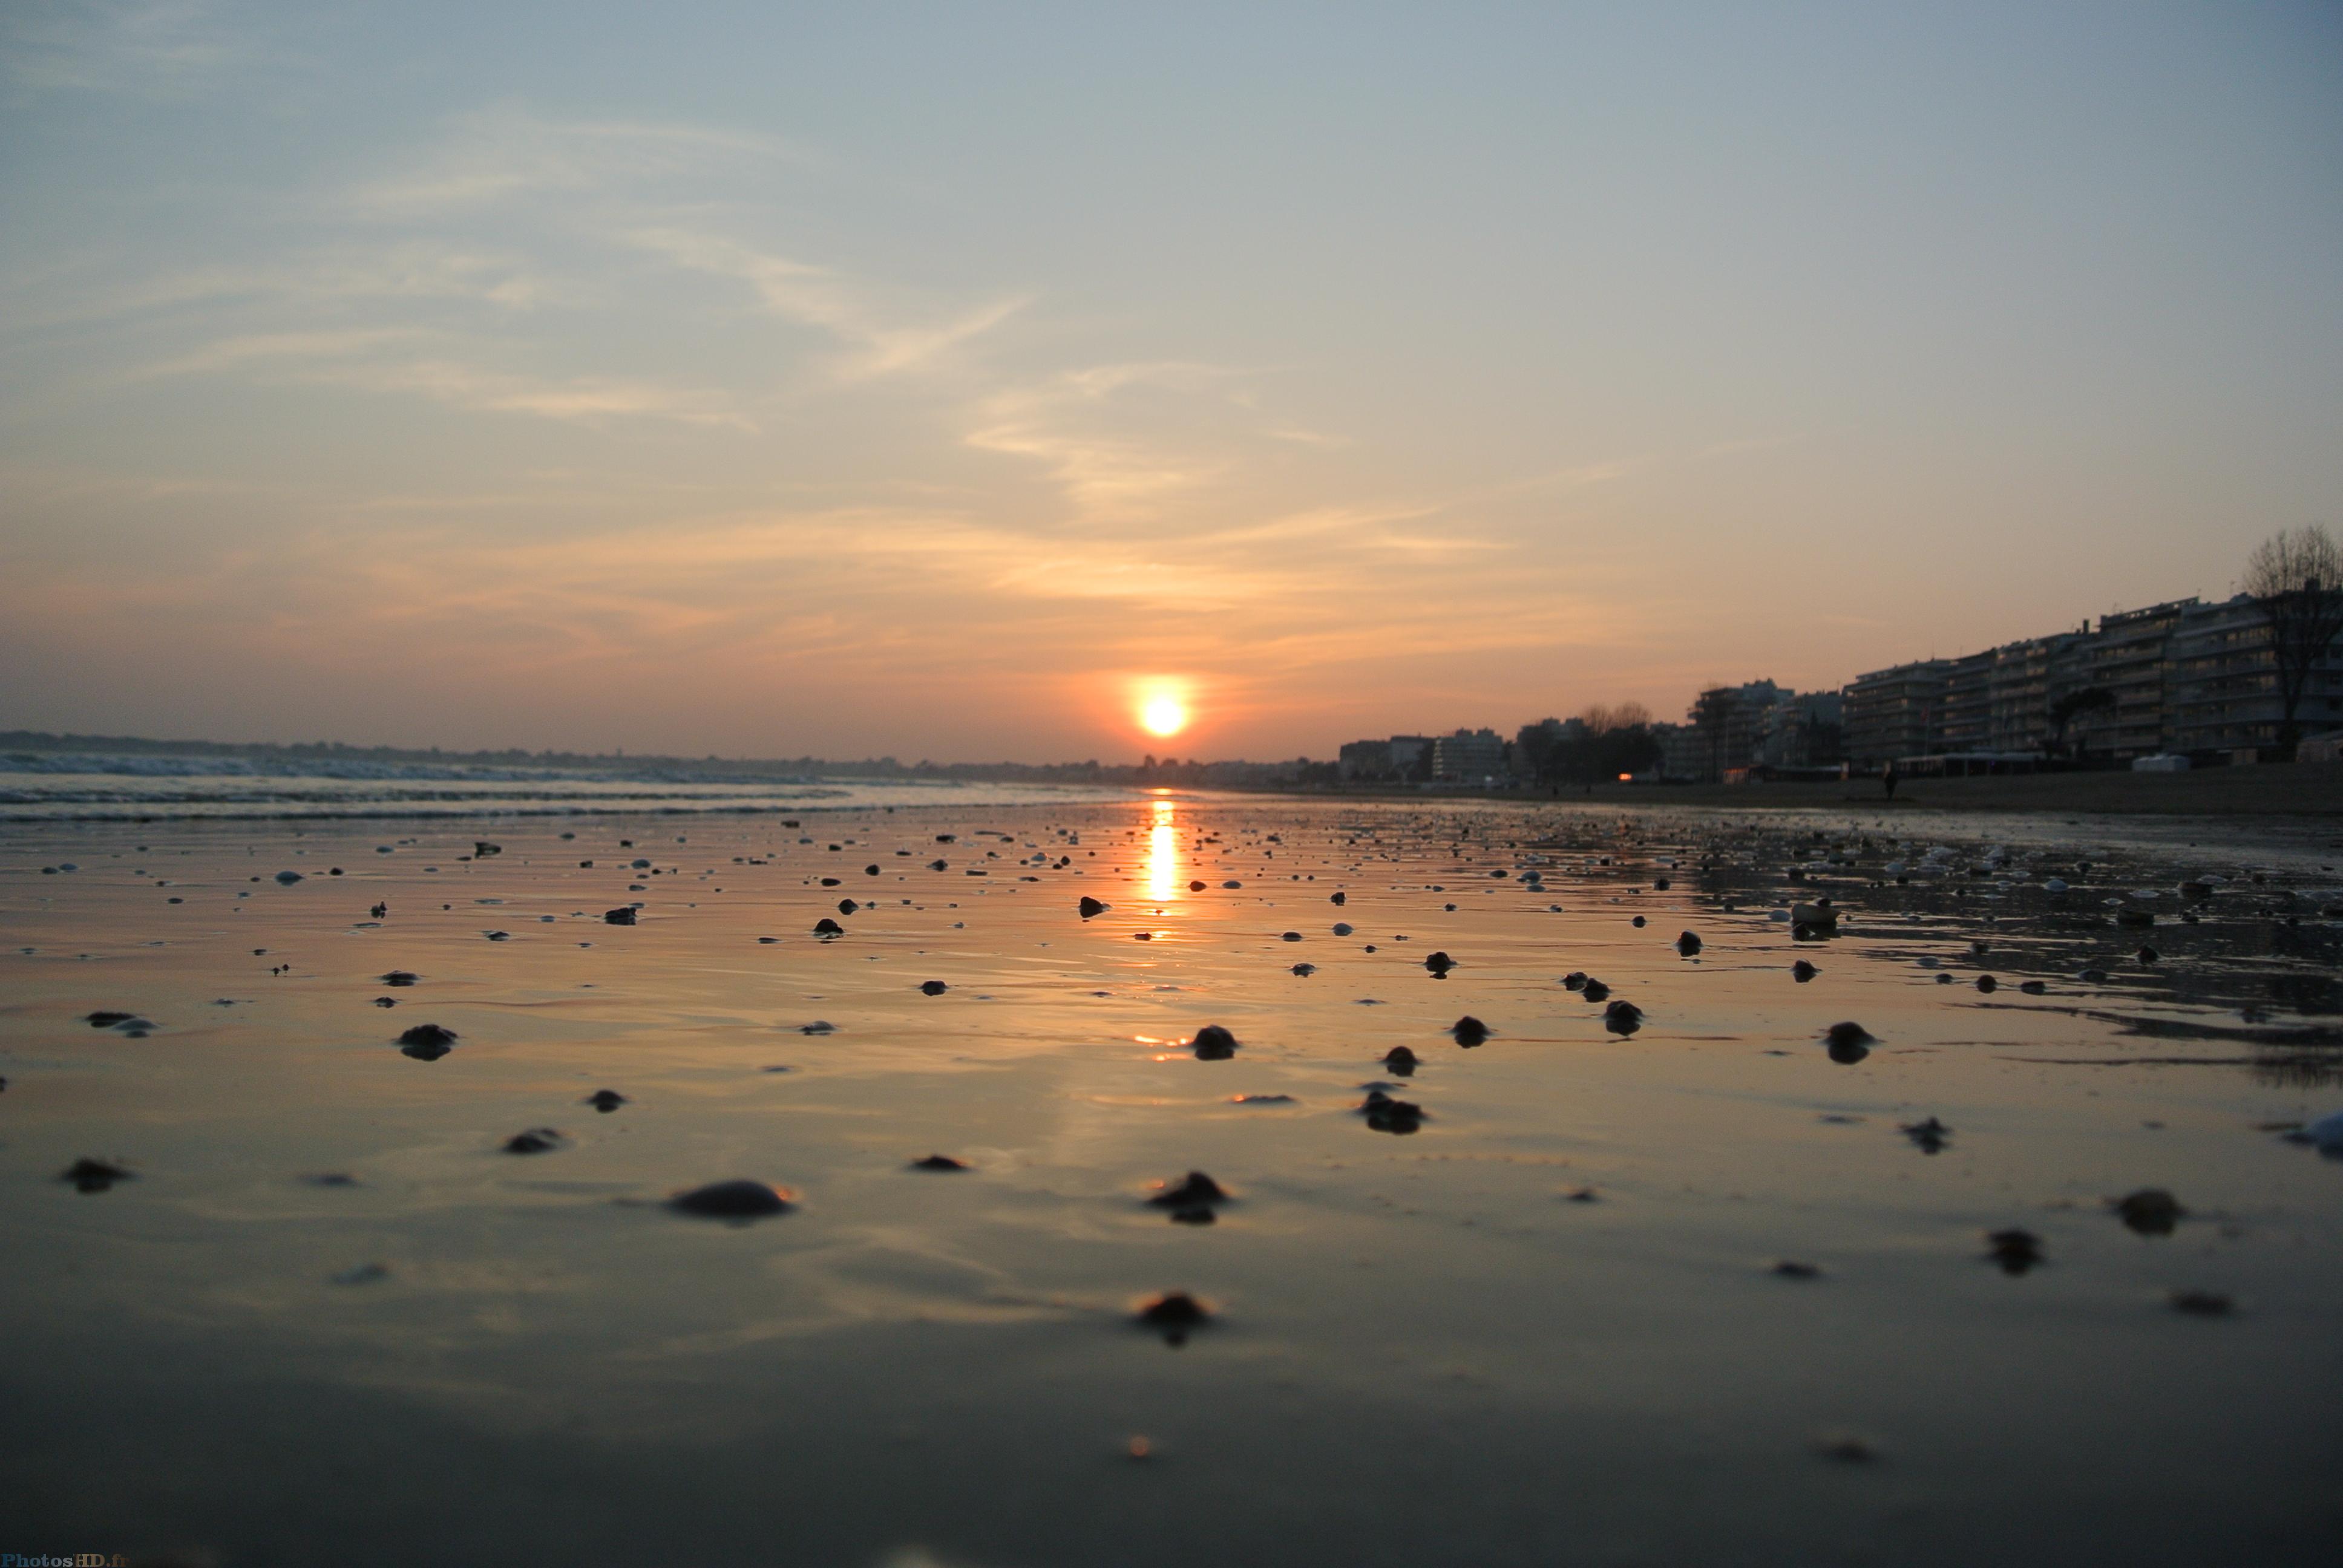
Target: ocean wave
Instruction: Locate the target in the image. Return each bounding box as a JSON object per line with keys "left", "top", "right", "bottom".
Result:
{"left": 0, "top": 756, "right": 1139, "bottom": 822}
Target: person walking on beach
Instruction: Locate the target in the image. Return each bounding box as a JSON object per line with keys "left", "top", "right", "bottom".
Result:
{"left": 1883, "top": 760, "right": 1899, "bottom": 800}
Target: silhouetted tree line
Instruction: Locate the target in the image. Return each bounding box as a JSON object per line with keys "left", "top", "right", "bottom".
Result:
{"left": 1513, "top": 704, "right": 1664, "bottom": 786}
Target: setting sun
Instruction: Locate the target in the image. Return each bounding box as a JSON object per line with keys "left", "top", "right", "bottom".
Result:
{"left": 1141, "top": 694, "right": 1189, "bottom": 737}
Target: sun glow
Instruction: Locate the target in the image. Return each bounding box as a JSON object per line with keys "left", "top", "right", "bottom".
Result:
{"left": 1140, "top": 694, "right": 1188, "bottom": 737}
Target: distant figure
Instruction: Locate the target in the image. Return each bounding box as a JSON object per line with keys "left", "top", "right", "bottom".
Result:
{"left": 1883, "top": 762, "right": 1899, "bottom": 800}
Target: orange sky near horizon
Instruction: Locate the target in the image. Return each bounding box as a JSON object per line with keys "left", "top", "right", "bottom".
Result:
{"left": 2, "top": 4, "right": 2338, "bottom": 763}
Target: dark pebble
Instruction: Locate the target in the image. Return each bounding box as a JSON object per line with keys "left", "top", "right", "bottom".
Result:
{"left": 1901, "top": 1116, "right": 1950, "bottom": 1154}
{"left": 1985, "top": 1228, "right": 2044, "bottom": 1274}
{"left": 1191, "top": 1025, "right": 1239, "bottom": 1060}
{"left": 1135, "top": 1291, "right": 1211, "bottom": 1343}
{"left": 669, "top": 1180, "right": 794, "bottom": 1220}
{"left": 1450, "top": 1015, "right": 1490, "bottom": 1048}
{"left": 911, "top": 1154, "right": 970, "bottom": 1171}
{"left": 503, "top": 1128, "right": 565, "bottom": 1154}
{"left": 1147, "top": 1171, "right": 1231, "bottom": 1208}
{"left": 586, "top": 1089, "right": 628, "bottom": 1112}
{"left": 61, "top": 1157, "right": 135, "bottom": 1193}
{"left": 2113, "top": 1188, "right": 2184, "bottom": 1235}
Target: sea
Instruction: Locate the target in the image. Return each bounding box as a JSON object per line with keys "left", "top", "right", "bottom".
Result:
{"left": 0, "top": 748, "right": 1139, "bottom": 822}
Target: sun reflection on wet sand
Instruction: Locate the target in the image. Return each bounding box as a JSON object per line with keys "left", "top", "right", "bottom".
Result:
{"left": 1145, "top": 794, "right": 1179, "bottom": 905}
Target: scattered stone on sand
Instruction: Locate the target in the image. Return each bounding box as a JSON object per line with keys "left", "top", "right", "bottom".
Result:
{"left": 1382, "top": 1045, "right": 1421, "bottom": 1074}
{"left": 813, "top": 918, "right": 845, "bottom": 936}
{"left": 503, "top": 1128, "right": 565, "bottom": 1154}
{"left": 1901, "top": 1116, "right": 1950, "bottom": 1154}
{"left": 1771, "top": 1261, "right": 1823, "bottom": 1279}
{"left": 381, "top": 971, "right": 419, "bottom": 987}
{"left": 1231, "top": 1094, "right": 1295, "bottom": 1105}
{"left": 2286, "top": 1109, "right": 2343, "bottom": 1155}
{"left": 919, "top": 979, "right": 949, "bottom": 996}
{"left": 911, "top": 1154, "right": 970, "bottom": 1171}
{"left": 1580, "top": 978, "right": 1611, "bottom": 1004}
{"left": 800, "top": 1020, "right": 837, "bottom": 1034}
{"left": 1190, "top": 1024, "right": 1239, "bottom": 1060}
{"left": 1290, "top": 962, "right": 1317, "bottom": 976}
{"left": 2112, "top": 1189, "right": 2184, "bottom": 1235}
{"left": 1136, "top": 1291, "right": 1211, "bottom": 1344}
{"left": 61, "top": 1157, "right": 135, "bottom": 1193}
{"left": 398, "top": 1022, "right": 458, "bottom": 1050}
{"left": 2137, "top": 946, "right": 2160, "bottom": 964}
{"left": 1603, "top": 999, "right": 1643, "bottom": 1035}
{"left": 669, "top": 1180, "right": 795, "bottom": 1220}
{"left": 1330, "top": 891, "right": 1346, "bottom": 905}
{"left": 1793, "top": 959, "right": 1818, "bottom": 982}
{"left": 1791, "top": 901, "right": 1838, "bottom": 939}
{"left": 1281, "top": 930, "right": 1303, "bottom": 942}
{"left": 1563, "top": 1186, "right": 1599, "bottom": 1203}
{"left": 603, "top": 907, "right": 637, "bottom": 926}
{"left": 1423, "top": 950, "right": 1454, "bottom": 976}
{"left": 1810, "top": 1432, "right": 1879, "bottom": 1464}
{"left": 474, "top": 841, "right": 502, "bottom": 857}
{"left": 1147, "top": 1171, "right": 1231, "bottom": 1210}
{"left": 1675, "top": 931, "right": 1702, "bottom": 956}
{"left": 1079, "top": 896, "right": 1108, "bottom": 918}
{"left": 1450, "top": 1015, "right": 1490, "bottom": 1048}
{"left": 1985, "top": 1228, "right": 2045, "bottom": 1275}
{"left": 586, "top": 1089, "right": 628, "bottom": 1112}
{"left": 1360, "top": 1087, "right": 1424, "bottom": 1134}
{"left": 275, "top": 871, "right": 303, "bottom": 884}
{"left": 2168, "top": 1289, "right": 2235, "bottom": 1317}
{"left": 1822, "top": 1022, "right": 1876, "bottom": 1066}
{"left": 85, "top": 1010, "right": 137, "bottom": 1027}
{"left": 1332, "top": 922, "right": 1354, "bottom": 936}
{"left": 1562, "top": 972, "right": 1588, "bottom": 991}
{"left": 837, "top": 898, "right": 859, "bottom": 915}
{"left": 302, "top": 1172, "right": 359, "bottom": 1187}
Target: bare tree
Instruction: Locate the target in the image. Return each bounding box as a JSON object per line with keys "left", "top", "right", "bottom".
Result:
{"left": 1577, "top": 701, "right": 1651, "bottom": 736}
{"left": 2243, "top": 526, "right": 2343, "bottom": 759}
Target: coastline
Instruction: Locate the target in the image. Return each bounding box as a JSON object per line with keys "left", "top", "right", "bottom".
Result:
{"left": 1244, "top": 764, "right": 2343, "bottom": 818}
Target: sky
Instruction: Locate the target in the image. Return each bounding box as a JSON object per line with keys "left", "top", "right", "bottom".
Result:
{"left": 2, "top": 1, "right": 2339, "bottom": 763}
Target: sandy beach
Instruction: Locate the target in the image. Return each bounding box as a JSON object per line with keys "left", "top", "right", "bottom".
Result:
{"left": 4, "top": 794, "right": 2340, "bottom": 1566}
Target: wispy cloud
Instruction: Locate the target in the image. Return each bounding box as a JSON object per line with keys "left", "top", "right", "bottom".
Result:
{"left": 626, "top": 227, "right": 1027, "bottom": 380}
{"left": 347, "top": 106, "right": 811, "bottom": 217}
{"left": 124, "top": 328, "right": 752, "bottom": 429}
{"left": 6, "top": 1, "right": 255, "bottom": 96}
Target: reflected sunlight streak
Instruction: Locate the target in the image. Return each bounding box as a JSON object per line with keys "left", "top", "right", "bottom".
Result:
{"left": 1146, "top": 795, "right": 1178, "bottom": 904}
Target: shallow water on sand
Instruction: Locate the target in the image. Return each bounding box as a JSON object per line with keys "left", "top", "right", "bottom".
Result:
{"left": 4, "top": 797, "right": 2341, "bottom": 1566}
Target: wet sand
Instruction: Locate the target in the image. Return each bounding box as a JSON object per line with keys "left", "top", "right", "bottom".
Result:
{"left": 4, "top": 797, "right": 2341, "bottom": 1566}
